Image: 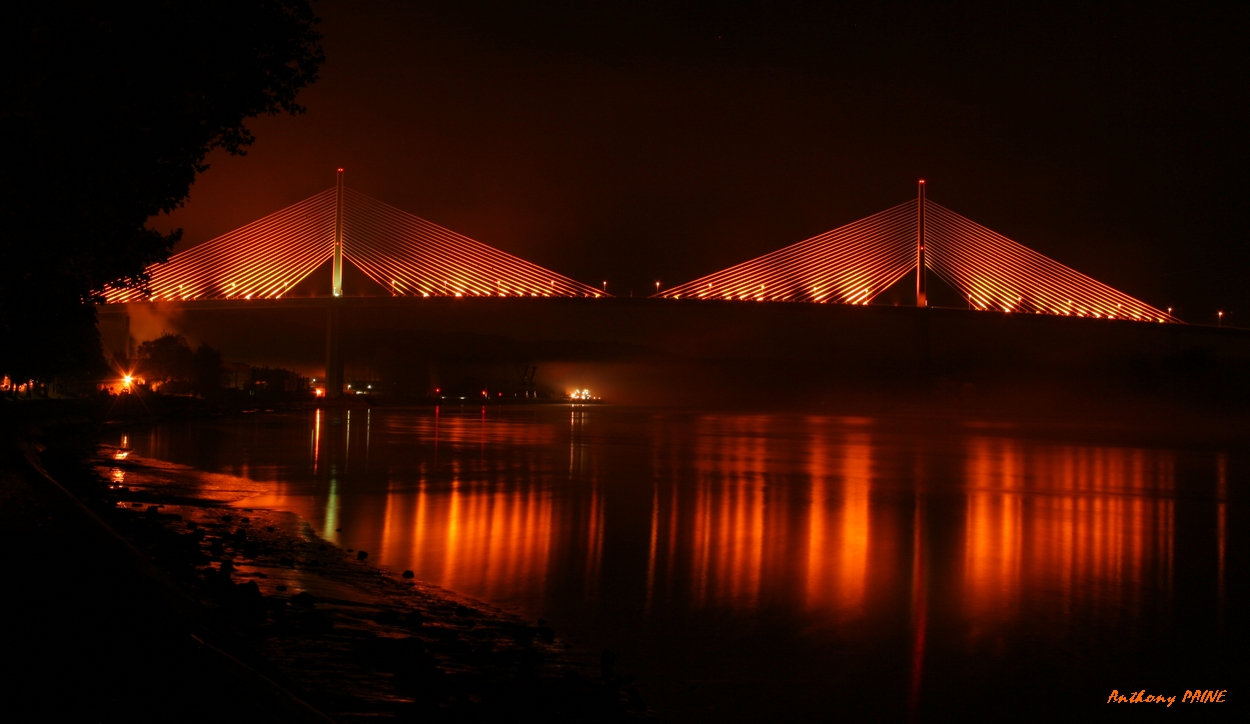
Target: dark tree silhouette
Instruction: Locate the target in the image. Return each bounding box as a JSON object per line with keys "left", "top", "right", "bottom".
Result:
{"left": 135, "top": 333, "right": 223, "bottom": 396}
{"left": 137, "top": 334, "right": 195, "bottom": 390}
{"left": 0, "top": 1, "right": 324, "bottom": 386}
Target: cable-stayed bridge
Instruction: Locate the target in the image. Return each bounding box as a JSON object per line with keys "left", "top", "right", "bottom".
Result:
{"left": 100, "top": 173, "right": 1188, "bottom": 398}
{"left": 659, "top": 182, "right": 1178, "bottom": 324}
{"left": 104, "top": 170, "right": 604, "bottom": 303}
{"left": 106, "top": 174, "right": 1174, "bottom": 324}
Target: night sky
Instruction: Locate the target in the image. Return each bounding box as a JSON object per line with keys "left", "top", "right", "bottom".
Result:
{"left": 150, "top": 1, "right": 1249, "bottom": 324}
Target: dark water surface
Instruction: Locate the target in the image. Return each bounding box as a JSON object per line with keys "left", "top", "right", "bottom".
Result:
{"left": 120, "top": 406, "right": 1245, "bottom": 720}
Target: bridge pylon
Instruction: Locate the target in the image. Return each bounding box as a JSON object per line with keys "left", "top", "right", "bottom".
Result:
{"left": 333, "top": 168, "right": 345, "bottom": 298}
{"left": 327, "top": 168, "right": 346, "bottom": 397}
{"left": 916, "top": 180, "right": 927, "bottom": 308}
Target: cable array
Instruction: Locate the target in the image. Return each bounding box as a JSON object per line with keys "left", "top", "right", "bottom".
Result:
{"left": 342, "top": 190, "right": 603, "bottom": 298}
{"left": 104, "top": 190, "right": 337, "bottom": 302}
{"left": 102, "top": 187, "right": 604, "bottom": 302}
{"left": 657, "top": 201, "right": 919, "bottom": 303}
{"left": 924, "top": 201, "right": 1177, "bottom": 323}
{"left": 658, "top": 195, "right": 1176, "bottom": 324}
{"left": 103, "top": 181, "right": 1176, "bottom": 324}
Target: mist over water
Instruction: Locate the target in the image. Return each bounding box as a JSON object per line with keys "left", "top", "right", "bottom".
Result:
{"left": 123, "top": 406, "right": 1244, "bottom": 720}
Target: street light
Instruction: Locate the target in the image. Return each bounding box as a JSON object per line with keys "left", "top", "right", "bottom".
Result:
{"left": 655, "top": 281, "right": 660, "bottom": 295}
{"left": 1218, "top": 311, "right": 1224, "bottom": 327}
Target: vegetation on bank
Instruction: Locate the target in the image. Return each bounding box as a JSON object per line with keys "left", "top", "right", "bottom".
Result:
{"left": 1, "top": 2, "right": 324, "bottom": 393}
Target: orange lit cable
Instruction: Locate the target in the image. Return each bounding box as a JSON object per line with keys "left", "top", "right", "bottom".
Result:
{"left": 101, "top": 186, "right": 605, "bottom": 302}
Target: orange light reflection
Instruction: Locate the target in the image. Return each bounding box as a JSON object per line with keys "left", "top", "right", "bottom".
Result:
{"left": 806, "top": 431, "right": 873, "bottom": 615}
{"left": 961, "top": 438, "right": 1175, "bottom": 632}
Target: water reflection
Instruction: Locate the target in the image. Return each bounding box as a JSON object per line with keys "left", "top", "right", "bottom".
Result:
{"left": 125, "top": 407, "right": 1240, "bottom": 720}
{"left": 961, "top": 438, "right": 1176, "bottom": 629}
{"left": 128, "top": 409, "right": 1208, "bottom": 625}
{"left": 805, "top": 431, "right": 873, "bottom": 615}
{"left": 380, "top": 479, "right": 555, "bottom": 603}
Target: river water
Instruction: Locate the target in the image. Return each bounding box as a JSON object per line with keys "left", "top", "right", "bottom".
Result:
{"left": 119, "top": 405, "right": 1244, "bottom": 720}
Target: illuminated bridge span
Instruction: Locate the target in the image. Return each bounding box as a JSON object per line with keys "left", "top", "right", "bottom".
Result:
{"left": 103, "top": 170, "right": 605, "bottom": 303}
{"left": 658, "top": 182, "right": 1179, "bottom": 324}
{"left": 106, "top": 173, "right": 1176, "bottom": 325}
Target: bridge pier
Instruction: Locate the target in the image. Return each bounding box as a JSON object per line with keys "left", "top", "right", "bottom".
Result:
{"left": 912, "top": 306, "right": 932, "bottom": 395}
{"left": 326, "top": 300, "right": 344, "bottom": 397}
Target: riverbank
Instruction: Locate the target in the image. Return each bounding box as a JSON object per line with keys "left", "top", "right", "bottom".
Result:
{"left": 0, "top": 402, "right": 647, "bottom": 722}
{"left": 100, "top": 444, "right": 647, "bottom": 721}
{"left": 0, "top": 429, "right": 331, "bottom": 721}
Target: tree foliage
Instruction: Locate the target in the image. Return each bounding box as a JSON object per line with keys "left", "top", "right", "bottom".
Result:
{"left": 137, "top": 333, "right": 223, "bottom": 396}
{"left": 0, "top": 1, "right": 324, "bottom": 383}
{"left": 137, "top": 334, "right": 196, "bottom": 387}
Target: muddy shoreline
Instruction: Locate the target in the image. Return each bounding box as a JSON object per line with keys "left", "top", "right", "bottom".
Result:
{"left": 95, "top": 442, "right": 648, "bottom": 721}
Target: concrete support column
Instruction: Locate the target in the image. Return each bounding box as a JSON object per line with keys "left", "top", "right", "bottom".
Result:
{"left": 326, "top": 301, "right": 344, "bottom": 398}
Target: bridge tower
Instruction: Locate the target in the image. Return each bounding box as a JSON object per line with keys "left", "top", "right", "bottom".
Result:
{"left": 326, "top": 168, "right": 346, "bottom": 398}
{"left": 333, "top": 168, "right": 345, "bottom": 297}
{"left": 916, "top": 179, "right": 927, "bottom": 308}
{"left": 913, "top": 180, "right": 931, "bottom": 393}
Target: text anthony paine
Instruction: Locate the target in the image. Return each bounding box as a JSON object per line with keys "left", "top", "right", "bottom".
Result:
{"left": 1107, "top": 690, "right": 1228, "bottom": 706}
